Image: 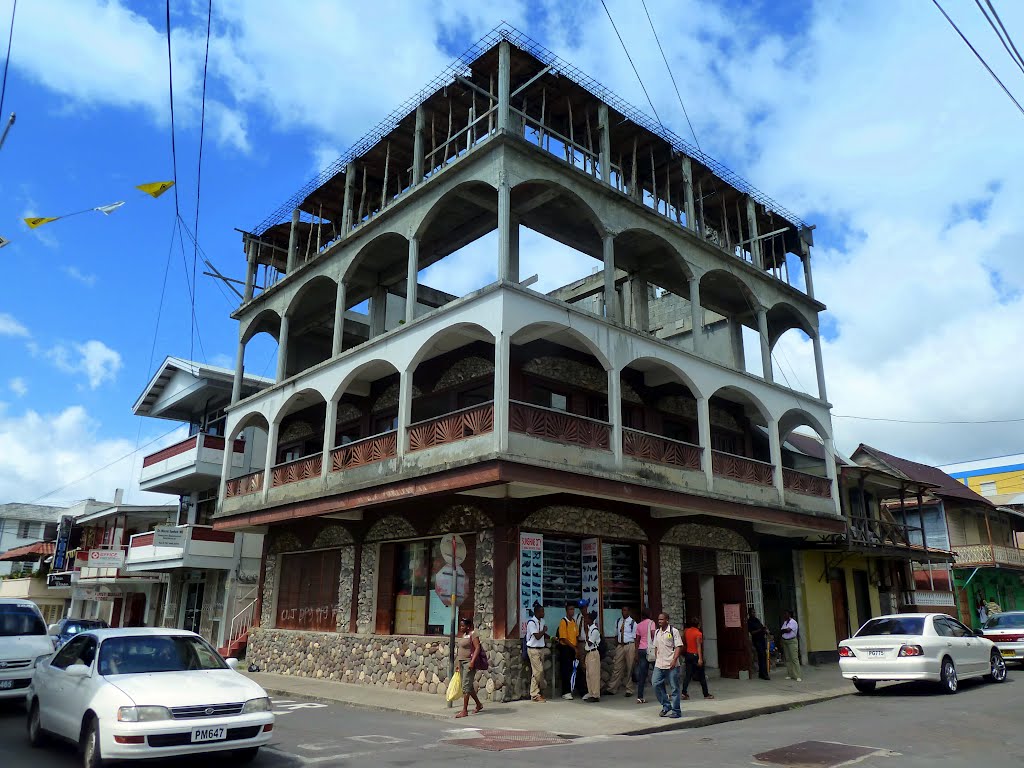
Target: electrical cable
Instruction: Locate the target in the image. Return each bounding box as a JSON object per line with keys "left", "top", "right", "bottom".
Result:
{"left": 978, "top": 0, "right": 1024, "bottom": 73}
{"left": 599, "top": 0, "right": 664, "bottom": 127}
{"left": 191, "top": 0, "right": 212, "bottom": 364}
{"left": 165, "top": 0, "right": 181, "bottom": 216}
{"left": 0, "top": 0, "right": 15, "bottom": 117}
{"left": 639, "top": 0, "right": 701, "bottom": 153}
{"left": 833, "top": 413, "right": 1024, "bottom": 425}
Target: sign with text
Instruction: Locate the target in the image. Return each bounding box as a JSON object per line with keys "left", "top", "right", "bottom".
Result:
{"left": 723, "top": 602, "right": 742, "bottom": 628}
{"left": 519, "top": 532, "right": 543, "bottom": 636}
{"left": 87, "top": 548, "right": 125, "bottom": 568}
{"left": 53, "top": 515, "right": 74, "bottom": 571}
{"left": 433, "top": 564, "right": 468, "bottom": 608}
{"left": 153, "top": 525, "right": 186, "bottom": 548}
{"left": 46, "top": 572, "right": 72, "bottom": 589}
{"left": 580, "top": 538, "right": 600, "bottom": 629}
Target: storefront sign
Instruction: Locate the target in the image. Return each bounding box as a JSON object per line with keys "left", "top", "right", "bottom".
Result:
{"left": 46, "top": 572, "right": 72, "bottom": 589}
{"left": 433, "top": 564, "right": 467, "bottom": 608}
{"left": 439, "top": 533, "right": 466, "bottom": 565}
{"left": 153, "top": 525, "right": 186, "bottom": 548}
{"left": 87, "top": 549, "right": 125, "bottom": 568}
{"left": 519, "top": 532, "right": 544, "bottom": 635}
{"left": 581, "top": 537, "right": 600, "bottom": 628}
{"left": 723, "top": 602, "right": 742, "bottom": 628}
{"left": 53, "top": 515, "right": 74, "bottom": 571}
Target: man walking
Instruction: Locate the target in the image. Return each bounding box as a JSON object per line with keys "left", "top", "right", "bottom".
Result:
{"left": 780, "top": 609, "right": 801, "bottom": 682}
{"left": 607, "top": 605, "right": 637, "bottom": 697}
{"left": 681, "top": 617, "right": 713, "bottom": 700}
{"left": 747, "top": 607, "right": 770, "bottom": 680}
{"left": 526, "top": 603, "right": 549, "bottom": 702}
{"left": 555, "top": 601, "right": 580, "bottom": 700}
{"left": 652, "top": 611, "right": 683, "bottom": 719}
{"left": 582, "top": 610, "right": 602, "bottom": 702}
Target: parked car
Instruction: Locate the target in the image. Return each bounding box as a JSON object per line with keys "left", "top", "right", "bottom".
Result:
{"left": 27, "top": 628, "right": 273, "bottom": 767}
{"left": 838, "top": 612, "right": 1007, "bottom": 694}
{"left": 981, "top": 610, "right": 1024, "bottom": 664}
{"left": 0, "top": 599, "right": 54, "bottom": 704}
{"left": 48, "top": 618, "right": 109, "bottom": 650}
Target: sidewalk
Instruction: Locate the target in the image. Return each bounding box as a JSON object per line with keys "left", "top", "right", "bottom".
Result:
{"left": 245, "top": 665, "right": 853, "bottom": 737}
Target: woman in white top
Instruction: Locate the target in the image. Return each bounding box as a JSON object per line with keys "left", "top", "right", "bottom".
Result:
{"left": 582, "top": 611, "right": 602, "bottom": 702}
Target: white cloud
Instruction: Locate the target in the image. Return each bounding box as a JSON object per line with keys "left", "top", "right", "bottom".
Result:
{"left": 8, "top": 378, "right": 28, "bottom": 397}
{"left": 61, "top": 265, "right": 98, "bottom": 287}
{"left": 46, "top": 340, "right": 123, "bottom": 389}
{"left": 0, "top": 313, "right": 30, "bottom": 338}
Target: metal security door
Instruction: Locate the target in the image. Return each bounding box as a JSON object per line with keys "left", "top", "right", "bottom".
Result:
{"left": 182, "top": 581, "right": 205, "bottom": 634}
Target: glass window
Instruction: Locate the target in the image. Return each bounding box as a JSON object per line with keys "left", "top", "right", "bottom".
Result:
{"left": 946, "top": 618, "right": 972, "bottom": 637}
{"left": 51, "top": 636, "right": 97, "bottom": 670}
{"left": 542, "top": 538, "right": 582, "bottom": 610}
{"left": 979, "top": 481, "right": 997, "bottom": 497}
{"left": 98, "top": 635, "right": 227, "bottom": 675}
{"left": 388, "top": 538, "right": 475, "bottom": 636}
{"left": 374, "top": 414, "right": 398, "bottom": 434}
{"left": 856, "top": 617, "right": 925, "bottom": 636}
{"left": 457, "top": 384, "right": 492, "bottom": 409}
{"left": 601, "top": 543, "right": 641, "bottom": 637}
{"left": 0, "top": 605, "right": 46, "bottom": 636}
{"left": 984, "top": 613, "right": 1024, "bottom": 629}
{"left": 527, "top": 383, "right": 568, "bottom": 412}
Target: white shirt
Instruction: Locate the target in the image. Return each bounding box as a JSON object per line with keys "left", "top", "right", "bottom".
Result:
{"left": 585, "top": 623, "right": 601, "bottom": 652}
{"left": 782, "top": 618, "right": 799, "bottom": 640}
{"left": 616, "top": 616, "right": 637, "bottom": 643}
{"left": 526, "top": 617, "right": 547, "bottom": 648}
{"left": 653, "top": 625, "right": 683, "bottom": 669}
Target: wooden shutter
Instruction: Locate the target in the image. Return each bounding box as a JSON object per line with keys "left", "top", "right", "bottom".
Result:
{"left": 375, "top": 543, "right": 396, "bottom": 634}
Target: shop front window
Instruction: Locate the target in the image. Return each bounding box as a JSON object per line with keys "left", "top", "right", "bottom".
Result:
{"left": 601, "top": 543, "right": 642, "bottom": 635}
{"left": 378, "top": 538, "right": 475, "bottom": 635}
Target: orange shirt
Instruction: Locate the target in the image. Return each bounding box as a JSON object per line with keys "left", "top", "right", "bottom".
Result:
{"left": 683, "top": 626, "right": 703, "bottom": 655}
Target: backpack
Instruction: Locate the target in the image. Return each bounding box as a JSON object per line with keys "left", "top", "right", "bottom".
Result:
{"left": 521, "top": 635, "right": 528, "bottom": 660}
{"left": 522, "top": 617, "right": 537, "bottom": 660}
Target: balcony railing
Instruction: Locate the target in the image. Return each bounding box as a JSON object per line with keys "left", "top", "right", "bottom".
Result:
{"left": 225, "top": 470, "right": 264, "bottom": 498}
{"left": 408, "top": 402, "right": 494, "bottom": 452}
{"left": 125, "top": 525, "right": 237, "bottom": 571}
{"left": 622, "top": 428, "right": 701, "bottom": 470}
{"left": 782, "top": 468, "right": 832, "bottom": 498}
{"left": 954, "top": 543, "right": 1024, "bottom": 569}
{"left": 330, "top": 430, "right": 398, "bottom": 471}
{"left": 142, "top": 432, "right": 245, "bottom": 468}
{"left": 509, "top": 400, "right": 611, "bottom": 451}
{"left": 271, "top": 453, "right": 323, "bottom": 488}
{"left": 711, "top": 450, "right": 774, "bottom": 487}
{"left": 902, "top": 590, "right": 956, "bottom": 607}
{"left": 847, "top": 516, "right": 921, "bottom": 549}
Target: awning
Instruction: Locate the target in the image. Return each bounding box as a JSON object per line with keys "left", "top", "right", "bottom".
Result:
{"left": 0, "top": 541, "right": 55, "bottom": 562}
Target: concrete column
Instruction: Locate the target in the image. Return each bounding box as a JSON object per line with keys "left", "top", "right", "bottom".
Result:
{"left": 286, "top": 208, "right": 300, "bottom": 274}
{"left": 801, "top": 242, "right": 815, "bottom": 299}
{"left": 769, "top": 418, "right": 785, "bottom": 504}
{"left": 217, "top": 429, "right": 235, "bottom": 510}
{"left": 494, "top": 332, "right": 511, "bottom": 453}
{"left": 757, "top": 308, "right": 773, "bottom": 383}
{"left": 406, "top": 238, "right": 419, "bottom": 324}
{"left": 276, "top": 315, "right": 290, "bottom": 382}
{"left": 332, "top": 280, "right": 346, "bottom": 357}
{"left": 497, "top": 40, "right": 511, "bottom": 132}
{"left": 322, "top": 398, "right": 337, "bottom": 479}
{"left": 261, "top": 420, "right": 279, "bottom": 502}
{"left": 230, "top": 340, "right": 245, "bottom": 405}
{"left": 730, "top": 319, "right": 745, "bottom": 370}
{"left": 823, "top": 436, "right": 842, "bottom": 516}
{"left": 629, "top": 276, "right": 649, "bottom": 332}
{"left": 509, "top": 217, "right": 520, "bottom": 283}
{"left": 412, "top": 106, "right": 425, "bottom": 185}
{"left": 603, "top": 235, "right": 617, "bottom": 322}
{"left": 243, "top": 240, "right": 257, "bottom": 302}
{"left": 688, "top": 277, "right": 704, "bottom": 356}
{"left": 812, "top": 332, "right": 828, "bottom": 401}
{"left": 598, "top": 102, "right": 611, "bottom": 185}
{"left": 342, "top": 163, "right": 356, "bottom": 235}
{"left": 681, "top": 157, "right": 696, "bottom": 231}
{"left": 497, "top": 173, "right": 513, "bottom": 281}
{"left": 370, "top": 285, "right": 387, "bottom": 337}
{"left": 697, "top": 397, "right": 713, "bottom": 490}
{"left": 609, "top": 368, "right": 623, "bottom": 467}
{"left": 746, "top": 197, "right": 762, "bottom": 269}
{"left": 397, "top": 370, "right": 412, "bottom": 458}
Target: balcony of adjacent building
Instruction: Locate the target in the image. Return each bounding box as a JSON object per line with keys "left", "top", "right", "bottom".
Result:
{"left": 139, "top": 432, "right": 250, "bottom": 495}
{"left": 123, "top": 524, "right": 260, "bottom": 572}
{"left": 219, "top": 284, "right": 840, "bottom": 530}
{"left": 953, "top": 543, "right": 1024, "bottom": 569}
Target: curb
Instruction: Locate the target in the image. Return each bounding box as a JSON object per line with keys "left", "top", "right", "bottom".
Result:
{"left": 261, "top": 686, "right": 457, "bottom": 722}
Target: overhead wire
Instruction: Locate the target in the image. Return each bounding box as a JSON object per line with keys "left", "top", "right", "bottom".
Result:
{"left": 833, "top": 413, "right": 1024, "bottom": 425}
{"left": 599, "top": 0, "right": 664, "bottom": 127}
{"left": 0, "top": 0, "right": 14, "bottom": 117}
{"left": 639, "top": 0, "right": 701, "bottom": 153}
{"left": 191, "top": 0, "right": 213, "bottom": 363}
{"left": 976, "top": 0, "right": 1024, "bottom": 74}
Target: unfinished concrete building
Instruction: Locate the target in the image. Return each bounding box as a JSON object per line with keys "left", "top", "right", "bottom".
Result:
{"left": 214, "top": 27, "right": 841, "bottom": 697}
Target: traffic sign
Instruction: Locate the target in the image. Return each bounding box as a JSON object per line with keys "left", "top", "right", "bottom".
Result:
{"left": 439, "top": 533, "right": 466, "bottom": 565}
{"left": 433, "top": 564, "right": 468, "bottom": 607}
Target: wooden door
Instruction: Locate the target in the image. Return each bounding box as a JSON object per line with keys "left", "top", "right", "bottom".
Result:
{"left": 123, "top": 593, "right": 146, "bottom": 627}
{"left": 713, "top": 575, "right": 748, "bottom": 679}
{"left": 830, "top": 576, "right": 850, "bottom": 642}
{"left": 682, "top": 572, "right": 701, "bottom": 626}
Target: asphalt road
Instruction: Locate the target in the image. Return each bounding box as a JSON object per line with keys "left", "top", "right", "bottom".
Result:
{"left": 2, "top": 673, "right": 1022, "bottom": 767}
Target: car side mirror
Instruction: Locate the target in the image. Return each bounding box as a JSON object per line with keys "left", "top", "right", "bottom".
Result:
{"left": 975, "top": 629, "right": 986, "bottom": 637}
{"left": 225, "top": 658, "right": 240, "bottom": 671}
{"left": 65, "top": 664, "right": 91, "bottom": 678}
{"left": 47, "top": 624, "right": 60, "bottom": 635}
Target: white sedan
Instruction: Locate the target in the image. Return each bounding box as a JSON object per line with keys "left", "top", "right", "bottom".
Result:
{"left": 981, "top": 611, "right": 1024, "bottom": 663}
{"left": 26, "top": 627, "right": 274, "bottom": 767}
{"left": 838, "top": 613, "right": 1007, "bottom": 694}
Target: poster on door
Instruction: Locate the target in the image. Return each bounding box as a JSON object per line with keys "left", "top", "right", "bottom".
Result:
{"left": 581, "top": 537, "right": 600, "bottom": 630}
{"left": 519, "top": 532, "right": 543, "bottom": 636}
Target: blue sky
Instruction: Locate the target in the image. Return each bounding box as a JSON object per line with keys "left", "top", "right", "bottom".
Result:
{"left": 2, "top": 0, "right": 1024, "bottom": 504}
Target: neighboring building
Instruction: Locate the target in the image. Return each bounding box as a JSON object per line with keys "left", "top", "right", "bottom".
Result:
{"left": 214, "top": 28, "right": 840, "bottom": 698}
{"left": 0, "top": 503, "right": 62, "bottom": 577}
{"left": 129, "top": 356, "right": 270, "bottom": 653}
{"left": 0, "top": 541, "right": 70, "bottom": 624}
{"left": 941, "top": 452, "right": 1024, "bottom": 500}
{"left": 851, "top": 445, "right": 1024, "bottom": 628}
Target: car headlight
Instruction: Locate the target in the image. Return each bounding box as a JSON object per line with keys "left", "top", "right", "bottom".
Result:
{"left": 117, "top": 706, "right": 172, "bottom": 722}
{"left": 33, "top": 654, "right": 52, "bottom": 668}
{"left": 241, "top": 697, "right": 272, "bottom": 714}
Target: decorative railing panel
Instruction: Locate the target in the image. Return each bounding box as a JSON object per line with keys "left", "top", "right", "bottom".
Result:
{"left": 271, "top": 455, "right": 323, "bottom": 487}
{"left": 848, "top": 516, "right": 919, "bottom": 549}
{"left": 954, "top": 544, "right": 1024, "bottom": 568}
{"left": 622, "top": 428, "right": 701, "bottom": 470}
{"left": 711, "top": 450, "right": 774, "bottom": 487}
{"left": 225, "top": 470, "right": 264, "bottom": 498}
{"left": 782, "top": 468, "right": 832, "bottom": 498}
{"left": 902, "top": 590, "right": 956, "bottom": 607}
{"left": 408, "top": 402, "right": 494, "bottom": 452}
{"left": 330, "top": 430, "right": 398, "bottom": 472}
{"left": 509, "top": 400, "right": 611, "bottom": 451}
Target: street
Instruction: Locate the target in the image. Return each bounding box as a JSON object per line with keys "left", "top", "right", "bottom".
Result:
{"left": 1, "top": 675, "right": 1021, "bottom": 767}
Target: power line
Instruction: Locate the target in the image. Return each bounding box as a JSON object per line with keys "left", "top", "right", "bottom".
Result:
{"left": 191, "top": 0, "right": 212, "bottom": 363}
{"left": 833, "top": 413, "right": 1024, "bottom": 425}
{"left": 165, "top": 0, "right": 181, "bottom": 215}
{"left": 931, "top": 0, "right": 1024, "bottom": 119}
{"left": 639, "top": 0, "right": 701, "bottom": 153}
{"left": 599, "top": 0, "right": 663, "bottom": 127}
{"left": 0, "top": 0, "right": 15, "bottom": 117}
{"left": 978, "top": 0, "right": 1024, "bottom": 73}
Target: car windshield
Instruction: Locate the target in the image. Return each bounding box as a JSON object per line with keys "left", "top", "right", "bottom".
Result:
{"left": 98, "top": 635, "right": 228, "bottom": 675}
{"left": 0, "top": 605, "right": 46, "bottom": 636}
{"left": 66, "top": 621, "right": 106, "bottom": 635}
{"left": 984, "top": 613, "right": 1024, "bottom": 629}
{"left": 856, "top": 617, "right": 925, "bottom": 636}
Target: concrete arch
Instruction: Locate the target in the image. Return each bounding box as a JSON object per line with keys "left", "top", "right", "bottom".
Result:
{"left": 613, "top": 227, "right": 694, "bottom": 282}
{"left": 284, "top": 273, "right": 338, "bottom": 320}
{"left": 272, "top": 387, "right": 328, "bottom": 426}
{"left": 509, "top": 320, "right": 613, "bottom": 372}
{"left": 329, "top": 358, "right": 401, "bottom": 404}
{"left": 777, "top": 407, "right": 832, "bottom": 443}
{"left": 698, "top": 268, "right": 763, "bottom": 320}
{"left": 511, "top": 178, "right": 607, "bottom": 241}
{"left": 227, "top": 410, "right": 270, "bottom": 442}
{"left": 241, "top": 307, "right": 283, "bottom": 345}
{"left": 618, "top": 355, "right": 706, "bottom": 402}
{"left": 767, "top": 301, "right": 816, "bottom": 348}
{"left": 407, "top": 321, "right": 497, "bottom": 373}
{"left": 708, "top": 384, "right": 772, "bottom": 424}
{"left": 413, "top": 179, "right": 498, "bottom": 242}
{"left": 342, "top": 230, "right": 410, "bottom": 287}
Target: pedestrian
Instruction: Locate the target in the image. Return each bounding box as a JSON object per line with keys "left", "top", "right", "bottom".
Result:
{"left": 747, "top": 607, "right": 770, "bottom": 680}
{"left": 607, "top": 605, "right": 637, "bottom": 697}
{"left": 652, "top": 611, "right": 683, "bottom": 719}
{"left": 681, "top": 617, "right": 714, "bottom": 700}
{"left": 582, "top": 610, "right": 602, "bottom": 702}
{"left": 635, "top": 610, "right": 656, "bottom": 704}
{"left": 780, "top": 609, "right": 801, "bottom": 682}
{"left": 977, "top": 596, "right": 988, "bottom": 627}
{"left": 526, "top": 603, "right": 549, "bottom": 702}
{"left": 455, "top": 616, "right": 483, "bottom": 718}
{"left": 555, "top": 601, "right": 580, "bottom": 700}
{"left": 573, "top": 598, "right": 588, "bottom": 697}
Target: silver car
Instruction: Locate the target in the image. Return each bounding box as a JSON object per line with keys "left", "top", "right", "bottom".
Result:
{"left": 838, "top": 613, "right": 1007, "bottom": 694}
{"left": 981, "top": 611, "right": 1024, "bottom": 663}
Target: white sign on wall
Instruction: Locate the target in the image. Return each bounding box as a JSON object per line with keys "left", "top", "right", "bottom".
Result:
{"left": 87, "top": 549, "right": 125, "bottom": 568}
{"left": 581, "top": 537, "right": 600, "bottom": 631}
{"left": 153, "top": 526, "right": 186, "bottom": 548}
{"left": 519, "top": 532, "right": 543, "bottom": 636}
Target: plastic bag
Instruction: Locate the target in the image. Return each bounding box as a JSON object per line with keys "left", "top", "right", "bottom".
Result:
{"left": 446, "top": 669, "right": 462, "bottom": 702}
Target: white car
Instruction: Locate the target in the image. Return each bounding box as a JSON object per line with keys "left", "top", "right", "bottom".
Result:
{"left": 27, "top": 627, "right": 274, "bottom": 767}
{"left": 0, "top": 599, "right": 54, "bottom": 703}
{"left": 981, "top": 611, "right": 1024, "bottom": 663}
{"left": 838, "top": 612, "right": 1007, "bottom": 694}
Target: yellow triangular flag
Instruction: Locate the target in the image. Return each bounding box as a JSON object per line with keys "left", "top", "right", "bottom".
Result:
{"left": 136, "top": 181, "right": 175, "bottom": 199}
{"left": 25, "top": 217, "right": 60, "bottom": 229}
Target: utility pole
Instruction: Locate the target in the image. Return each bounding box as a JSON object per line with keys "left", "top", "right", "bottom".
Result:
{"left": 0, "top": 113, "right": 15, "bottom": 151}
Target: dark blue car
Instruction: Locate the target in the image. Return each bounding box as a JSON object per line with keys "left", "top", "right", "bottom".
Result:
{"left": 47, "top": 618, "right": 109, "bottom": 650}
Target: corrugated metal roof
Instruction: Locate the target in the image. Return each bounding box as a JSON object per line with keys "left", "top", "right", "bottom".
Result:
{"left": 855, "top": 444, "right": 994, "bottom": 506}
{"left": 0, "top": 540, "right": 54, "bottom": 561}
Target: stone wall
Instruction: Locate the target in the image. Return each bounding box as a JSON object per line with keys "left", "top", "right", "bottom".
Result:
{"left": 336, "top": 546, "right": 356, "bottom": 632}
{"left": 356, "top": 545, "right": 376, "bottom": 634}
{"left": 659, "top": 544, "right": 683, "bottom": 621}
{"left": 474, "top": 529, "right": 494, "bottom": 636}
{"left": 260, "top": 555, "right": 278, "bottom": 628}
{"left": 248, "top": 629, "right": 528, "bottom": 702}
{"left": 522, "top": 506, "right": 648, "bottom": 541}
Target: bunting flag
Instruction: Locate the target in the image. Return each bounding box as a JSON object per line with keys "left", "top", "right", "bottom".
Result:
{"left": 0, "top": 235, "right": 9, "bottom": 249}
{"left": 136, "top": 180, "right": 175, "bottom": 199}
{"left": 24, "top": 201, "right": 126, "bottom": 230}
{"left": 24, "top": 217, "right": 60, "bottom": 229}
{"left": 95, "top": 201, "right": 125, "bottom": 215}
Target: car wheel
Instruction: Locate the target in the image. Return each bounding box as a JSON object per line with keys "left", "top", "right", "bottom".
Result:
{"left": 940, "top": 657, "right": 958, "bottom": 694}
{"left": 853, "top": 680, "right": 876, "bottom": 694}
{"left": 986, "top": 650, "right": 1008, "bottom": 683}
{"left": 27, "top": 701, "right": 47, "bottom": 747}
{"left": 234, "top": 747, "right": 260, "bottom": 764}
{"left": 81, "top": 717, "right": 103, "bottom": 768}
